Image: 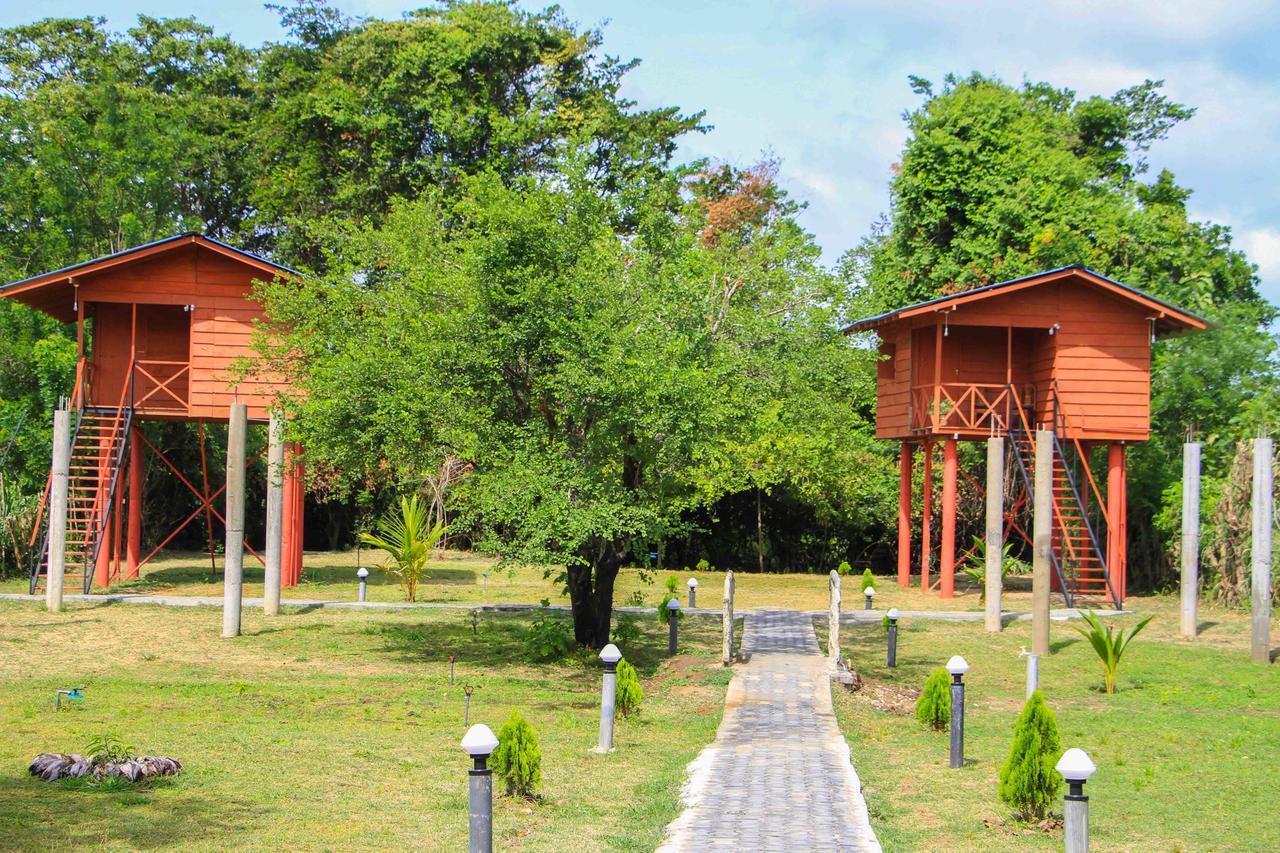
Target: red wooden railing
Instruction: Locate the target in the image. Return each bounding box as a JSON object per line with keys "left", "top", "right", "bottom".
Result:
{"left": 910, "top": 382, "right": 1034, "bottom": 434}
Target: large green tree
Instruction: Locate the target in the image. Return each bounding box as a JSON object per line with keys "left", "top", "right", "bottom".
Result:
{"left": 253, "top": 159, "right": 861, "bottom": 645}
{"left": 845, "top": 73, "right": 1278, "bottom": 588}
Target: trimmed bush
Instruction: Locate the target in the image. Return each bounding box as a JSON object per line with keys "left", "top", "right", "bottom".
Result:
{"left": 998, "top": 690, "right": 1062, "bottom": 820}
{"left": 491, "top": 710, "right": 542, "bottom": 799}
{"left": 695, "top": 558, "right": 711, "bottom": 572}
{"left": 914, "top": 668, "right": 951, "bottom": 730}
{"left": 657, "top": 575, "right": 683, "bottom": 623}
{"left": 837, "top": 560, "right": 853, "bottom": 576}
{"left": 615, "top": 658, "right": 643, "bottom": 716}
{"left": 860, "top": 567, "right": 876, "bottom": 592}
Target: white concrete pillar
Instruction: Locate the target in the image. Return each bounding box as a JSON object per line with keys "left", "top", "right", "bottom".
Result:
{"left": 263, "top": 411, "right": 285, "bottom": 616}
{"left": 1181, "top": 442, "right": 1201, "bottom": 639}
{"left": 45, "top": 408, "right": 71, "bottom": 613}
{"left": 1032, "top": 430, "right": 1053, "bottom": 657}
{"left": 722, "top": 570, "right": 735, "bottom": 666}
{"left": 1251, "top": 438, "right": 1272, "bottom": 664}
{"left": 828, "top": 570, "right": 841, "bottom": 664}
{"left": 985, "top": 436, "right": 1004, "bottom": 632}
{"left": 222, "top": 403, "right": 247, "bottom": 638}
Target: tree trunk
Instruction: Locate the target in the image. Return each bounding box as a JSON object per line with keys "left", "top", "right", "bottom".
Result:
{"left": 756, "top": 486, "right": 765, "bottom": 572}
{"left": 566, "top": 542, "right": 624, "bottom": 648}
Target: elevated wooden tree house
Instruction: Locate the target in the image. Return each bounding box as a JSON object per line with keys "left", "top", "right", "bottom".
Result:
{"left": 845, "top": 266, "right": 1206, "bottom": 607}
{"left": 1, "top": 234, "right": 305, "bottom": 594}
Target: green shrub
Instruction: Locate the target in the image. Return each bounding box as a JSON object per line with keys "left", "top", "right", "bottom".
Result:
{"left": 998, "top": 691, "right": 1062, "bottom": 820}
{"left": 695, "top": 558, "right": 711, "bottom": 572}
{"left": 521, "top": 608, "right": 574, "bottom": 661}
{"left": 657, "top": 575, "right": 683, "bottom": 623}
{"left": 837, "top": 560, "right": 853, "bottom": 576}
{"left": 1075, "top": 610, "right": 1153, "bottom": 694}
{"left": 611, "top": 613, "right": 643, "bottom": 649}
{"left": 860, "top": 567, "right": 876, "bottom": 592}
{"left": 358, "top": 494, "right": 446, "bottom": 602}
{"left": 491, "top": 710, "right": 542, "bottom": 799}
{"left": 914, "top": 668, "right": 951, "bottom": 730}
{"left": 615, "top": 659, "right": 643, "bottom": 716}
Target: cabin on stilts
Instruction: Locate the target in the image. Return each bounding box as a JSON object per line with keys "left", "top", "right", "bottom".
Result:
{"left": 0, "top": 234, "right": 305, "bottom": 595}
{"left": 845, "top": 265, "right": 1207, "bottom": 608}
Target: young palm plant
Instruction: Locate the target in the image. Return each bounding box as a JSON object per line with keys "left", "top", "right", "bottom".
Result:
{"left": 1074, "top": 610, "right": 1153, "bottom": 694}
{"left": 359, "top": 495, "right": 446, "bottom": 602}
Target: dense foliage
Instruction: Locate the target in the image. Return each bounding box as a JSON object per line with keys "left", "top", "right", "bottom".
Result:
{"left": 997, "top": 690, "right": 1063, "bottom": 820}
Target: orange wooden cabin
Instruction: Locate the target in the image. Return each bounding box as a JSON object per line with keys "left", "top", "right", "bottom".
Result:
{"left": 1, "top": 234, "right": 306, "bottom": 593}
{"left": 845, "top": 266, "right": 1207, "bottom": 607}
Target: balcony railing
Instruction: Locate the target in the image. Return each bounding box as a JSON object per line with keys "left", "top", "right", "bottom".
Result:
{"left": 132, "top": 360, "right": 190, "bottom": 412}
{"left": 910, "top": 383, "right": 1035, "bottom": 434}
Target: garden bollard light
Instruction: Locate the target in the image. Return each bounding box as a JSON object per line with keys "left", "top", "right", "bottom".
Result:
{"left": 687, "top": 577, "right": 699, "bottom": 608}
{"left": 667, "top": 599, "right": 681, "bottom": 656}
{"left": 356, "top": 566, "right": 369, "bottom": 602}
{"left": 463, "top": 685, "right": 474, "bottom": 726}
{"left": 461, "top": 724, "right": 499, "bottom": 853}
{"left": 886, "top": 608, "right": 900, "bottom": 667}
{"left": 946, "top": 655, "right": 970, "bottom": 768}
{"left": 596, "top": 643, "right": 622, "bottom": 753}
{"left": 865, "top": 585, "right": 876, "bottom": 610}
{"left": 1056, "top": 748, "right": 1097, "bottom": 853}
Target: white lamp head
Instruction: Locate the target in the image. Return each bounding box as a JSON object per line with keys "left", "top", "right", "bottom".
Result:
{"left": 946, "top": 655, "right": 970, "bottom": 676}
{"left": 356, "top": 567, "right": 369, "bottom": 579}
{"left": 460, "top": 724, "right": 499, "bottom": 757}
{"left": 688, "top": 578, "right": 699, "bottom": 588}
{"left": 1055, "top": 748, "right": 1097, "bottom": 783}
{"left": 599, "top": 643, "right": 622, "bottom": 664}
{"left": 887, "top": 607, "right": 901, "bottom": 620}
{"left": 866, "top": 586, "right": 876, "bottom": 597}
{"left": 667, "top": 598, "right": 682, "bottom": 611}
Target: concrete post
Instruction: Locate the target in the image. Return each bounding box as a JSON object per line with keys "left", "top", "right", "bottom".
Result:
{"left": 1025, "top": 653, "right": 1039, "bottom": 699}
{"left": 1251, "top": 437, "right": 1273, "bottom": 664}
{"left": 687, "top": 577, "right": 698, "bottom": 608}
{"left": 263, "top": 411, "right": 285, "bottom": 616}
{"left": 1064, "top": 785, "right": 1089, "bottom": 853}
{"left": 828, "top": 570, "right": 841, "bottom": 664}
{"left": 1032, "top": 430, "right": 1053, "bottom": 657}
{"left": 1181, "top": 442, "right": 1201, "bottom": 639}
{"left": 461, "top": 726, "right": 498, "bottom": 853}
{"left": 722, "top": 571, "right": 735, "bottom": 666}
{"left": 985, "top": 436, "right": 1004, "bottom": 632}
{"left": 222, "top": 403, "right": 247, "bottom": 639}
{"left": 45, "top": 408, "right": 70, "bottom": 613}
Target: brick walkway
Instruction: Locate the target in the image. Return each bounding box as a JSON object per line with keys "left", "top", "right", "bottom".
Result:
{"left": 658, "top": 610, "right": 880, "bottom": 851}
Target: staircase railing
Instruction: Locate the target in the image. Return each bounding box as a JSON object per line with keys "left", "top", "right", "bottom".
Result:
{"left": 78, "top": 367, "right": 135, "bottom": 592}
{"left": 1006, "top": 384, "right": 1075, "bottom": 608}
{"left": 1050, "top": 390, "right": 1122, "bottom": 609}
{"left": 27, "top": 359, "right": 87, "bottom": 593}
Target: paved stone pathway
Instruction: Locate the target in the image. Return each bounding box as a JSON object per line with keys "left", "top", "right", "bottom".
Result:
{"left": 658, "top": 610, "right": 881, "bottom": 851}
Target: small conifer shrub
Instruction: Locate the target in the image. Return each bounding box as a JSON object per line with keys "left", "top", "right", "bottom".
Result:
{"left": 657, "top": 575, "right": 683, "bottom": 623}
{"left": 491, "top": 710, "right": 542, "bottom": 799}
{"left": 861, "top": 568, "right": 876, "bottom": 592}
{"left": 914, "top": 668, "right": 951, "bottom": 730}
{"left": 837, "top": 560, "right": 853, "bottom": 576}
{"left": 615, "top": 658, "right": 643, "bottom": 716}
{"left": 998, "top": 690, "right": 1062, "bottom": 820}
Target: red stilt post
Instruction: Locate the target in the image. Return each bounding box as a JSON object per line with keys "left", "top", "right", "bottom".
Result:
{"left": 280, "top": 463, "right": 295, "bottom": 588}
{"left": 921, "top": 442, "right": 933, "bottom": 593}
{"left": 1107, "top": 443, "right": 1127, "bottom": 603}
{"left": 93, "top": 435, "right": 111, "bottom": 588}
{"left": 940, "top": 437, "right": 958, "bottom": 598}
{"left": 292, "top": 446, "right": 305, "bottom": 585}
{"left": 281, "top": 443, "right": 304, "bottom": 587}
{"left": 897, "top": 443, "right": 912, "bottom": 587}
{"left": 111, "top": 468, "right": 124, "bottom": 582}
{"left": 126, "top": 426, "right": 144, "bottom": 579}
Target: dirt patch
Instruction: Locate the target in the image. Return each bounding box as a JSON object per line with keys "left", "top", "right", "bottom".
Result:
{"left": 670, "top": 685, "right": 716, "bottom": 701}
{"left": 663, "top": 654, "right": 710, "bottom": 677}
{"left": 855, "top": 678, "right": 920, "bottom": 715}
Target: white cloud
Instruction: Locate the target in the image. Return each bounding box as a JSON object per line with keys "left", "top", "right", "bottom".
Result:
{"left": 1238, "top": 226, "right": 1280, "bottom": 301}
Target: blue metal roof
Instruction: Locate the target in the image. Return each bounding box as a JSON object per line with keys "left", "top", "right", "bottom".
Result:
{"left": 841, "top": 264, "right": 1208, "bottom": 334}
{"left": 0, "top": 232, "right": 302, "bottom": 293}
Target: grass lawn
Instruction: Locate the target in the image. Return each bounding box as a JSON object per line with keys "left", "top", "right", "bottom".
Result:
{"left": 0, "top": 600, "right": 730, "bottom": 850}
{"left": 827, "top": 594, "right": 1280, "bottom": 851}
{"left": 2, "top": 548, "right": 1027, "bottom": 613}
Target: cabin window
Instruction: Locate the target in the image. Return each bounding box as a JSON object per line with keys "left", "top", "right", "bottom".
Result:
{"left": 878, "top": 341, "right": 896, "bottom": 380}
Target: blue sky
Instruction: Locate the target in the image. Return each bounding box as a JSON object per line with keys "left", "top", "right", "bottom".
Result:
{"left": 6, "top": 1, "right": 1280, "bottom": 303}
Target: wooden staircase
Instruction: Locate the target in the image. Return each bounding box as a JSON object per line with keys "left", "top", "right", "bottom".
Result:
{"left": 29, "top": 380, "right": 134, "bottom": 595}
{"left": 1007, "top": 388, "right": 1121, "bottom": 609}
